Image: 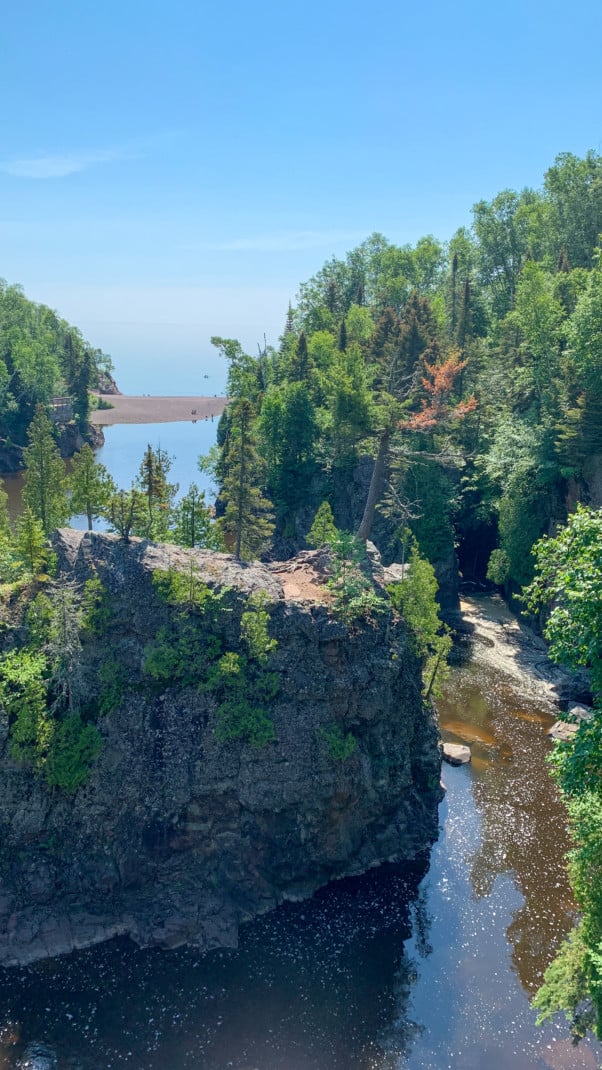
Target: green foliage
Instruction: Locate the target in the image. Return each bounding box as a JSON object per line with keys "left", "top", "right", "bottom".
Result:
{"left": 43, "top": 714, "right": 102, "bottom": 792}
{"left": 0, "top": 571, "right": 109, "bottom": 791}
{"left": 171, "top": 483, "right": 224, "bottom": 550}
{"left": 240, "top": 591, "right": 277, "bottom": 662}
{"left": 486, "top": 548, "right": 510, "bottom": 586}
{"left": 320, "top": 723, "right": 357, "bottom": 761}
{"left": 69, "top": 444, "right": 116, "bottom": 531}
{"left": 143, "top": 618, "right": 221, "bottom": 687}
{"left": 134, "top": 444, "right": 177, "bottom": 540}
{"left": 22, "top": 406, "right": 69, "bottom": 534}
{"left": 81, "top": 576, "right": 112, "bottom": 636}
{"left": 523, "top": 504, "right": 602, "bottom": 700}
{"left": 210, "top": 650, "right": 278, "bottom": 749}
{"left": 105, "top": 487, "right": 146, "bottom": 541}
{"left": 146, "top": 568, "right": 279, "bottom": 748}
{"left": 0, "top": 648, "right": 51, "bottom": 766}
{"left": 327, "top": 531, "right": 388, "bottom": 625}
{"left": 144, "top": 568, "right": 225, "bottom": 686}
{"left": 523, "top": 507, "right": 602, "bottom": 1040}
{"left": 257, "top": 381, "right": 318, "bottom": 516}
{"left": 219, "top": 397, "right": 274, "bottom": 560}
{"left": 14, "top": 508, "right": 49, "bottom": 575}
{"left": 306, "top": 501, "right": 338, "bottom": 548}
{"left": 388, "top": 541, "right": 451, "bottom": 697}
{"left": 152, "top": 564, "right": 227, "bottom": 618}
{"left": 0, "top": 280, "right": 111, "bottom": 446}
{"left": 533, "top": 927, "right": 594, "bottom": 1040}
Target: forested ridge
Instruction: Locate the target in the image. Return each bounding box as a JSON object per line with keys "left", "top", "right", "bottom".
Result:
{"left": 214, "top": 148, "right": 602, "bottom": 602}
{"left": 0, "top": 279, "right": 115, "bottom": 466}
{"left": 210, "top": 148, "right": 602, "bottom": 1042}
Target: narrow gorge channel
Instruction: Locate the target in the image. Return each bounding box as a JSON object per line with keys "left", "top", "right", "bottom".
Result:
{"left": 0, "top": 596, "right": 599, "bottom": 1069}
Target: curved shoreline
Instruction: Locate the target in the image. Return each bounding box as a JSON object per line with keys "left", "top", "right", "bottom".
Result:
{"left": 91, "top": 394, "right": 228, "bottom": 426}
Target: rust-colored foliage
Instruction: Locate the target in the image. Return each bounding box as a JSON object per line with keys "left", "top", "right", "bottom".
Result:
{"left": 402, "top": 351, "right": 477, "bottom": 431}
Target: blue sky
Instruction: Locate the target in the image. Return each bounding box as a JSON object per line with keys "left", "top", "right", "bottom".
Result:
{"left": 1, "top": 0, "right": 601, "bottom": 394}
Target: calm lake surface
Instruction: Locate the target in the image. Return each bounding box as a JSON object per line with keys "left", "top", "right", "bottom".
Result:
{"left": 0, "top": 419, "right": 599, "bottom": 1066}
{"left": 3, "top": 419, "right": 220, "bottom": 524}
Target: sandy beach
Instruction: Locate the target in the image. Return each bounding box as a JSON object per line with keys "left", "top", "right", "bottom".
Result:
{"left": 91, "top": 394, "right": 228, "bottom": 426}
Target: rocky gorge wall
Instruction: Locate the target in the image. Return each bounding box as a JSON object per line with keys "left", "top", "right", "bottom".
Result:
{"left": 0, "top": 531, "right": 442, "bottom": 967}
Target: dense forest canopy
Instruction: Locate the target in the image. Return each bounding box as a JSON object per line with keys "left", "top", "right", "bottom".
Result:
{"left": 212, "top": 149, "right": 602, "bottom": 597}
{"left": 0, "top": 279, "right": 114, "bottom": 449}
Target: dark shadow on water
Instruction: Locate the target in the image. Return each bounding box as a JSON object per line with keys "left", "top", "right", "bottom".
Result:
{"left": 0, "top": 862, "right": 428, "bottom": 1070}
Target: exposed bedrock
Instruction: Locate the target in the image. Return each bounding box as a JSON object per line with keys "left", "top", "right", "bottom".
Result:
{"left": 0, "top": 530, "right": 442, "bottom": 966}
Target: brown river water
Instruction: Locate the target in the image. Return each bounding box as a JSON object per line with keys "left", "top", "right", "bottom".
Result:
{"left": 0, "top": 597, "right": 600, "bottom": 1069}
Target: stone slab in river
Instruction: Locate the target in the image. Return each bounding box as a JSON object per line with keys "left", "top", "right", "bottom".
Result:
{"left": 441, "top": 742, "right": 471, "bottom": 765}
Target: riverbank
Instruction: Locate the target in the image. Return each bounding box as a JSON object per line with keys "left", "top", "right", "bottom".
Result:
{"left": 450, "top": 593, "right": 590, "bottom": 709}
{"left": 91, "top": 394, "right": 228, "bottom": 426}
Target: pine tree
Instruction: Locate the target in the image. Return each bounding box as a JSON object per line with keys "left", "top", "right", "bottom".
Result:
{"left": 135, "top": 445, "right": 177, "bottom": 539}
{"left": 106, "top": 488, "right": 145, "bottom": 542}
{"left": 72, "top": 348, "right": 95, "bottom": 430}
{"left": 70, "top": 444, "right": 116, "bottom": 530}
{"left": 307, "top": 501, "right": 338, "bottom": 547}
{"left": 290, "top": 331, "right": 309, "bottom": 381}
{"left": 14, "top": 507, "right": 48, "bottom": 574}
{"left": 219, "top": 398, "right": 274, "bottom": 560}
{"left": 22, "top": 406, "right": 69, "bottom": 533}
{"left": 171, "top": 483, "right": 223, "bottom": 549}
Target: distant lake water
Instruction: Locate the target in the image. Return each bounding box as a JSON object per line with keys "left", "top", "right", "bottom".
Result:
{"left": 93, "top": 418, "right": 220, "bottom": 500}
{"left": 3, "top": 417, "right": 221, "bottom": 525}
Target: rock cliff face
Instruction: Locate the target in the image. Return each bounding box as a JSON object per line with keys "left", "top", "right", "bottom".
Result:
{"left": 0, "top": 531, "right": 441, "bottom": 967}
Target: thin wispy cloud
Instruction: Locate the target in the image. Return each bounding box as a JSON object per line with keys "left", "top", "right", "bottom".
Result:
{"left": 214, "top": 230, "right": 366, "bottom": 253}
{"left": 0, "top": 145, "right": 143, "bottom": 179}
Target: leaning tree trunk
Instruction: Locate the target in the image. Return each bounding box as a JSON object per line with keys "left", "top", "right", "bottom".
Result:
{"left": 356, "top": 427, "right": 391, "bottom": 542}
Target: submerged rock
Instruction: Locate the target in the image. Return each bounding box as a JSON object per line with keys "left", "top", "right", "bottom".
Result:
{"left": 0, "top": 531, "right": 442, "bottom": 967}
{"left": 17, "top": 1043, "right": 58, "bottom": 1070}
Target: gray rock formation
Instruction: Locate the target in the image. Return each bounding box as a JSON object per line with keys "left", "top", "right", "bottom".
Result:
{"left": 0, "top": 530, "right": 442, "bottom": 967}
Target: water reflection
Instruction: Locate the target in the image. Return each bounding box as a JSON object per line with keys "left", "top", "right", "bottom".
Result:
{"left": 0, "top": 865, "right": 426, "bottom": 1070}
{"left": 438, "top": 662, "right": 575, "bottom": 995}
{"left": 2, "top": 419, "right": 219, "bottom": 523}
{"left": 1, "top": 617, "right": 600, "bottom": 1068}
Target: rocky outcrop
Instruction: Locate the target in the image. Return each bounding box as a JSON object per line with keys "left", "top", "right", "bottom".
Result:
{"left": 57, "top": 420, "right": 104, "bottom": 458}
{"left": 0, "top": 531, "right": 442, "bottom": 967}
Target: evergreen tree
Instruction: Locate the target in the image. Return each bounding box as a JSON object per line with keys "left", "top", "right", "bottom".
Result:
{"left": 70, "top": 444, "right": 116, "bottom": 530}
{"left": 14, "top": 507, "right": 48, "bottom": 574}
{"left": 135, "top": 444, "right": 177, "bottom": 540}
{"left": 22, "top": 406, "right": 69, "bottom": 533}
{"left": 171, "top": 483, "right": 223, "bottom": 549}
{"left": 106, "top": 488, "right": 145, "bottom": 542}
{"left": 290, "top": 331, "right": 309, "bottom": 381}
{"left": 338, "top": 317, "right": 348, "bottom": 352}
{"left": 306, "top": 501, "right": 338, "bottom": 547}
{"left": 72, "top": 348, "right": 95, "bottom": 430}
{"left": 219, "top": 398, "right": 274, "bottom": 560}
